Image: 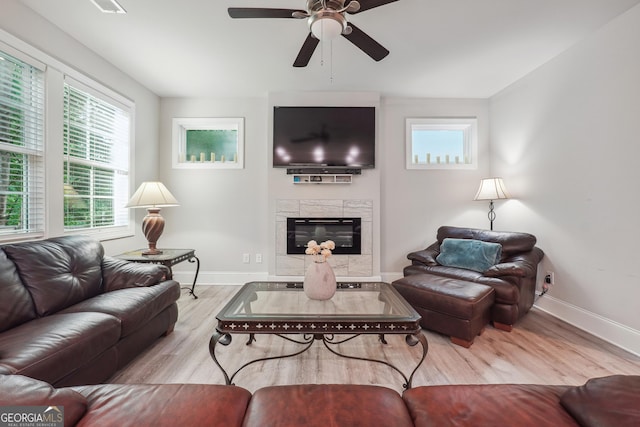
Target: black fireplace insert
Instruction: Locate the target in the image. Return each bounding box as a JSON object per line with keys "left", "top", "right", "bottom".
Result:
{"left": 287, "top": 217, "right": 362, "bottom": 255}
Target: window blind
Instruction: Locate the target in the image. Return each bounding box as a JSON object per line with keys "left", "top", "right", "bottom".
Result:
{"left": 0, "top": 48, "right": 45, "bottom": 240}
{"left": 63, "top": 81, "right": 130, "bottom": 231}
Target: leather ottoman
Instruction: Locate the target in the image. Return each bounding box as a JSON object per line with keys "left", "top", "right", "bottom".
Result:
{"left": 392, "top": 274, "right": 495, "bottom": 347}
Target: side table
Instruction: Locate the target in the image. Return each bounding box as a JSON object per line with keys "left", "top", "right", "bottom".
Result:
{"left": 115, "top": 249, "right": 200, "bottom": 299}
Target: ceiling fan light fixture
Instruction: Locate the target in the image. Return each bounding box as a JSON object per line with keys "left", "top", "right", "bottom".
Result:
{"left": 309, "top": 12, "right": 346, "bottom": 40}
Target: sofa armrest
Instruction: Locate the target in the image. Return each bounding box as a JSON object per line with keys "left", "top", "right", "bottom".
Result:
{"left": 101, "top": 256, "right": 170, "bottom": 292}
{"left": 484, "top": 247, "right": 544, "bottom": 279}
{"left": 0, "top": 374, "right": 87, "bottom": 426}
{"left": 407, "top": 242, "right": 440, "bottom": 266}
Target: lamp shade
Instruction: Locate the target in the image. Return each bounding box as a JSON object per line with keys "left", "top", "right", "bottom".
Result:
{"left": 125, "top": 182, "right": 179, "bottom": 208}
{"left": 474, "top": 178, "right": 510, "bottom": 201}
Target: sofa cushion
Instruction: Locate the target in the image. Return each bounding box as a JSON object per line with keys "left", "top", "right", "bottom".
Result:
{"left": 2, "top": 236, "right": 104, "bottom": 316}
{"left": 0, "top": 312, "right": 120, "bottom": 385}
{"left": 403, "top": 384, "right": 578, "bottom": 427}
{"left": 72, "top": 383, "right": 251, "bottom": 427}
{"left": 0, "top": 250, "right": 36, "bottom": 332}
{"left": 60, "top": 281, "right": 180, "bottom": 337}
{"left": 436, "top": 238, "right": 502, "bottom": 272}
{"left": 243, "top": 384, "right": 414, "bottom": 427}
{"left": 559, "top": 375, "right": 640, "bottom": 426}
{"left": 0, "top": 374, "right": 87, "bottom": 427}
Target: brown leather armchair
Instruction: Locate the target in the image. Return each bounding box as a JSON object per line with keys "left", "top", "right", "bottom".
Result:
{"left": 402, "top": 226, "right": 544, "bottom": 331}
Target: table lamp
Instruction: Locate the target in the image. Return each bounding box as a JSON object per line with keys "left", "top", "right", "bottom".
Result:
{"left": 474, "top": 177, "right": 510, "bottom": 230}
{"left": 125, "top": 182, "right": 179, "bottom": 255}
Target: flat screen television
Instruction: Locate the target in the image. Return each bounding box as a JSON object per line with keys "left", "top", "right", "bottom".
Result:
{"left": 273, "top": 106, "right": 375, "bottom": 169}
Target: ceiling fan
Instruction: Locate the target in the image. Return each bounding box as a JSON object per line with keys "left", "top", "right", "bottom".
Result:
{"left": 228, "top": 0, "right": 398, "bottom": 67}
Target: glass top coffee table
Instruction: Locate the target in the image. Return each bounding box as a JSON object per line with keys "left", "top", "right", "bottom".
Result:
{"left": 209, "top": 281, "right": 428, "bottom": 389}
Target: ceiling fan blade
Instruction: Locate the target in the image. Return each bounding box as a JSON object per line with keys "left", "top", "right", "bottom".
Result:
{"left": 228, "top": 8, "right": 305, "bottom": 19}
{"left": 347, "top": 0, "right": 398, "bottom": 14}
{"left": 342, "top": 23, "right": 389, "bottom": 62}
{"left": 293, "top": 34, "right": 320, "bottom": 67}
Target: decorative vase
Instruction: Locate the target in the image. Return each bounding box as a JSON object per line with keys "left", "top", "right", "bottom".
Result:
{"left": 303, "top": 260, "right": 337, "bottom": 300}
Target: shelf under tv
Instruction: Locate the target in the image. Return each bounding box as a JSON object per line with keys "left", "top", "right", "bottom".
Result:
{"left": 292, "top": 174, "right": 352, "bottom": 184}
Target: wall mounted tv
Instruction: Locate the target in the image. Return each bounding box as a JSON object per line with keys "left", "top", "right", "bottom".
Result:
{"left": 273, "top": 106, "right": 376, "bottom": 169}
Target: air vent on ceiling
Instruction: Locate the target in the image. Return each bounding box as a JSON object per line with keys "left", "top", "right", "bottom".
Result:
{"left": 90, "top": 0, "right": 126, "bottom": 14}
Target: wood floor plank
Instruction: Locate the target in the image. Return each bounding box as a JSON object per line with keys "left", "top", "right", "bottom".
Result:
{"left": 109, "top": 285, "right": 640, "bottom": 393}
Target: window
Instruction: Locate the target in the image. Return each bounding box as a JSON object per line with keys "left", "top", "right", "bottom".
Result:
{"left": 63, "top": 79, "right": 130, "bottom": 233}
{"left": 172, "top": 117, "right": 244, "bottom": 169}
{"left": 406, "top": 118, "right": 477, "bottom": 170}
{"left": 0, "top": 48, "right": 45, "bottom": 242}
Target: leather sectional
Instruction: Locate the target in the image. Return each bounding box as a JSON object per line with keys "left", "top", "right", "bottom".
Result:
{"left": 0, "top": 235, "right": 180, "bottom": 386}
{"left": 1, "top": 373, "right": 638, "bottom": 426}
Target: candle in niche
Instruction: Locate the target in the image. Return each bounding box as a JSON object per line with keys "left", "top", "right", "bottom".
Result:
{"left": 190, "top": 154, "right": 196, "bottom": 162}
{"left": 445, "top": 154, "right": 450, "bottom": 164}
{"left": 211, "top": 152, "right": 215, "bottom": 162}
{"left": 436, "top": 156, "right": 441, "bottom": 164}
{"left": 455, "top": 156, "right": 460, "bottom": 164}
{"left": 426, "top": 153, "right": 431, "bottom": 164}
{"left": 200, "top": 152, "right": 205, "bottom": 162}
{"left": 414, "top": 154, "right": 418, "bottom": 163}
{"left": 180, "top": 153, "right": 185, "bottom": 163}
{"left": 233, "top": 152, "right": 237, "bottom": 162}
{"left": 221, "top": 155, "right": 225, "bottom": 162}
{"left": 464, "top": 156, "right": 469, "bottom": 164}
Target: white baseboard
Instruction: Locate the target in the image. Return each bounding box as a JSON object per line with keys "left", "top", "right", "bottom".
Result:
{"left": 534, "top": 294, "right": 640, "bottom": 357}
{"left": 172, "top": 270, "right": 269, "bottom": 286}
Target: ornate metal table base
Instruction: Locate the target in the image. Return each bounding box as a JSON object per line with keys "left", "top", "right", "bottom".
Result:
{"left": 209, "top": 331, "right": 428, "bottom": 389}
{"left": 115, "top": 249, "right": 200, "bottom": 299}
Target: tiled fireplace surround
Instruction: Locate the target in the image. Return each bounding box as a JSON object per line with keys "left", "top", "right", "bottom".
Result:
{"left": 276, "top": 199, "right": 373, "bottom": 277}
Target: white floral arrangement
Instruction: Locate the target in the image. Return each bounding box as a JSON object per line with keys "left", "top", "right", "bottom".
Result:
{"left": 305, "top": 239, "right": 335, "bottom": 262}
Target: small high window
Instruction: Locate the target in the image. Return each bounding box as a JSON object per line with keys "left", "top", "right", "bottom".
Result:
{"left": 172, "top": 117, "right": 244, "bottom": 169}
{"left": 406, "top": 118, "right": 477, "bottom": 170}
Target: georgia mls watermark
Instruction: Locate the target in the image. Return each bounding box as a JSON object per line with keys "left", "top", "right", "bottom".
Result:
{"left": 0, "top": 406, "right": 64, "bottom": 427}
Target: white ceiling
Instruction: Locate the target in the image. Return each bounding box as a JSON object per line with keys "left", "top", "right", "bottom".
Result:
{"left": 19, "top": 0, "right": 640, "bottom": 98}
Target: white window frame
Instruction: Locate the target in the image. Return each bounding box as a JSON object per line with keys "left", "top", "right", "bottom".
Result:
{"left": 63, "top": 76, "right": 132, "bottom": 238}
{"left": 405, "top": 118, "right": 478, "bottom": 170}
{"left": 0, "top": 42, "right": 46, "bottom": 243}
{"left": 172, "top": 117, "right": 244, "bottom": 169}
{"left": 0, "top": 28, "right": 135, "bottom": 242}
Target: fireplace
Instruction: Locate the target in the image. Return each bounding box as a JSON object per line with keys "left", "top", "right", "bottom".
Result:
{"left": 287, "top": 217, "right": 362, "bottom": 255}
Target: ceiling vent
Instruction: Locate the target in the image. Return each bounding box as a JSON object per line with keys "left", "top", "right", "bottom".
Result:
{"left": 90, "top": 0, "right": 126, "bottom": 14}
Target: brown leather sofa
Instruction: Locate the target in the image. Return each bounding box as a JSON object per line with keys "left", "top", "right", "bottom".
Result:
{"left": 393, "top": 226, "right": 544, "bottom": 346}
{"left": 0, "top": 235, "right": 180, "bottom": 387}
{"left": 1, "top": 373, "right": 638, "bottom": 426}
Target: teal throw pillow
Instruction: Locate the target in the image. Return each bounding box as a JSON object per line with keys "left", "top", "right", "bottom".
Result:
{"left": 436, "top": 238, "right": 502, "bottom": 272}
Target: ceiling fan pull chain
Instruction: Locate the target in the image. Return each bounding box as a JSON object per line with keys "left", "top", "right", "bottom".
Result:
{"left": 320, "top": 20, "right": 326, "bottom": 67}
{"left": 330, "top": 39, "right": 334, "bottom": 84}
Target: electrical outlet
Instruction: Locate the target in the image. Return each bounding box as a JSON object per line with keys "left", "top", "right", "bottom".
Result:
{"left": 255, "top": 253, "right": 262, "bottom": 263}
{"left": 544, "top": 271, "right": 555, "bottom": 285}
{"left": 242, "top": 253, "right": 250, "bottom": 264}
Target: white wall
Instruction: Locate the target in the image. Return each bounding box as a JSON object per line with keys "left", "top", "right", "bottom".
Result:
{"left": 160, "top": 93, "right": 493, "bottom": 286}
{"left": 490, "top": 4, "right": 640, "bottom": 354}
{"left": 159, "top": 97, "right": 270, "bottom": 284}
{"left": 380, "top": 97, "right": 491, "bottom": 278}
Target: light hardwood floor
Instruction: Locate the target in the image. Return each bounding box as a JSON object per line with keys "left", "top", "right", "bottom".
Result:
{"left": 110, "top": 285, "right": 640, "bottom": 393}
